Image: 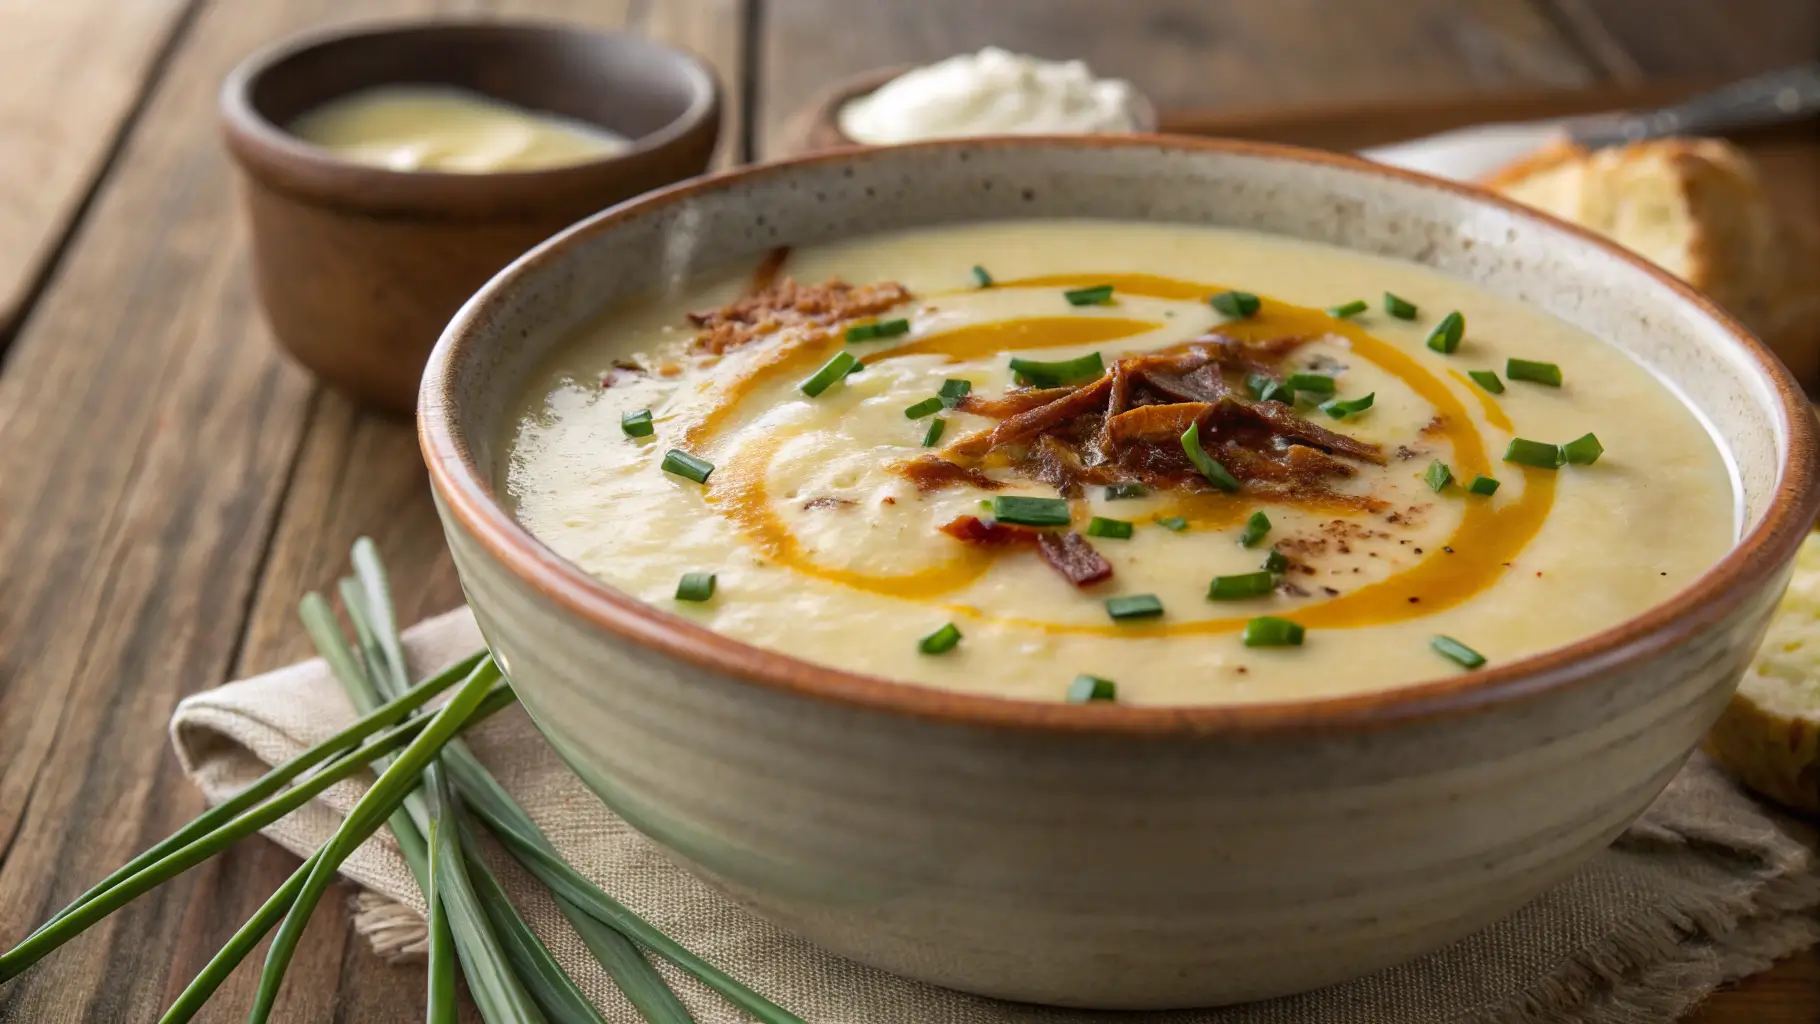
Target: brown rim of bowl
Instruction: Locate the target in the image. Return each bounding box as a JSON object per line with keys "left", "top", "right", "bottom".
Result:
{"left": 420, "top": 134, "right": 1820, "bottom": 736}
{"left": 792, "top": 63, "right": 1160, "bottom": 154}
{"left": 219, "top": 18, "right": 721, "bottom": 219}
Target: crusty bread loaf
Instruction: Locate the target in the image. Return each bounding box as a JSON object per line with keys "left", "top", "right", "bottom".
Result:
{"left": 1484, "top": 139, "right": 1820, "bottom": 387}
{"left": 1703, "top": 532, "right": 1820, "bottom": 813}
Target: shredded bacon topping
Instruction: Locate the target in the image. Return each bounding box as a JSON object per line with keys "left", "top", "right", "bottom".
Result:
{"left": 938, "top": 516, "right": 1112, "bottom": 587}
{"left": 894, "top": 456, "right": 1005, "bottom": 492}
{"left": 927, "top": 334, "right": 1384, "bottom": 502}
{"left": 689, "top": 277, "right": 913, "bottom": 354}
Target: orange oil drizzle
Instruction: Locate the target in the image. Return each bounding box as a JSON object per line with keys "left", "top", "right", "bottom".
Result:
{"left": 685, "top": 272, "right": 1555, "bottom": 637}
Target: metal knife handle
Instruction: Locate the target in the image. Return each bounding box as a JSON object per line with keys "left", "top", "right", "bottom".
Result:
{"left": 1566, "top": 62, "right": 1820, "bottom": 147}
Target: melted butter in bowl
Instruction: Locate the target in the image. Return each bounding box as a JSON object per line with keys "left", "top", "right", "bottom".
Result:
{"left": 288, "top": 85, "right": 633, "bottom": 173}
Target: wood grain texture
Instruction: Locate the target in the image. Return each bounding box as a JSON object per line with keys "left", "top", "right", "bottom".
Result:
{"left": 1544, "top": 0, "right": 1818, "bottom": 79}
{"left": 0, "top": 0, "right": 742, "bottom": 1021}
{"left": 757, "top": 0, "right": 1599, "bottom": 158}
{"left": 0, "top": 0, "right": 201, "bottom": 342}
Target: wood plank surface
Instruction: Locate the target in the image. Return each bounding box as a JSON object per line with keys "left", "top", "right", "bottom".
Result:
{"left": 0, "top": 0, "right": 1814, "bottom": 1021}
{"left": 0, "top": 0, "right": 201, "bottom": 344}
{"left": 0, "top": 0, "right": 743, "bottom": 1021}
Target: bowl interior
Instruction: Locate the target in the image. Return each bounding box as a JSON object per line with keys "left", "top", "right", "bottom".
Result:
{"left": 425, "top": 137, "right": 1813, "bottom": 723}
{"left": 242, "top": 21, "right": 713, "bottom": 150}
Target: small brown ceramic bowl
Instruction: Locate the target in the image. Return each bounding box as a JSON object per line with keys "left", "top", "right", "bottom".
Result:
{"left": 221, "top": 20, "right": 722, "bottom": 414}
{"left": 786, "top": 63, "right": 1159, "bottom": 154}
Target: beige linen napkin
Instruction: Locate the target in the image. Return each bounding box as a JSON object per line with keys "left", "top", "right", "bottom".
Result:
{"left": 172, "top": 608, "right": 1820, "bottom": 1023}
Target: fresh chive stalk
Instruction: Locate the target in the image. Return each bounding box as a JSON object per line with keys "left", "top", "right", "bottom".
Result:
{"left": 1468, "top": 475, "right": 1501, "bottom": 496}
{"left": 922, "top": 418, "right": 946, "bottom": 447}
{"left": 1008, "top": 351, "right": 1104, "bottom": 387}
{"left": 1210, "top": 290, "right": 1261, "bottom": 318}
{"left": 937, "top": 378, "right": 972, "bottom": 406}
{"left": 1181, "top": 422, "right": 1240, "bottom": 492}
{"left": 1327, "top": 299, "right": 1368, "bottom": 318}
{"left": 1156, "top": 516, "right": 1189, "bottom": 532}
{"left": 1561, "top": 433, "right": 1604, "bottom": 465}
{"left": 1086, "top": 516, "right": 1134, "bottom": 539}
{"left": 1208, "top": 571, "right": 1276, "bottom": 600}
{"left": 1431, "top": 635, "right": 1487, "bottom": 669}
{"left": 1246, "top": 372, "right": 1292, "bottom": 405}
{"left": 1104, "top": 483, "right": 1147, "bottom": 500}
{"left": 1468, "top": 370, "right": 1504, "bottom": 394}
{"left": 1263, "top": 549, "right": 1289, "bottom": 573}
{"left": 1426, "top": 311, "right": 1465, "bottom": 353}
{"left": 844, "top": 319, "right": 910, "bottom": 342}
{"left": 1507, "top": 358, "right": 1563, "bottom": 387}
{"left": 991, "top": 495, "right": 1071, "bottom": 526}
{"left": 1320, "top": 393, "right": 1374, "bottom": 419}
{"left": 1384, "top": 293, "right": 1418, "bottom": 319}
{"left": 1504, "top": 438, "right": 1565, "bottom": 469}
{"left": 1105, "top": 594, "right": 1165, "bottom": 620}
{"left": 1067, "top": 675, "right": 1117, "bottom": 703}
{"left": 904, "top": 396, "right": 944, "bottom": 419}
{"left": 621, "top": 409, "right": 655, "bottom": 438}
{"left": 1063, "top": 284, "right": 1114, "bottom": 306}
{"left": 1425, "top": 461, "right": 1453, "bottom": 492}
{"left": 801, "top": 351, "right": 859, "bottom": 396}
{"left": 661, "top": 449, "right": 713, "bottom": 484}
{"left": 971, "top": 265, "right": 993, "bottom": 288}
{"left": 676, "top": 572, "right": 717, "bottom": 602}
{"left": 1284, "top": 373, "right": 1336, "bottom": 395}
{"left": 1242, "top": 616, "right": 1306, "bottom": 647}
{"left": 1238, "top": 511, "right": 1270, "bottom": 548}
{"left": 919, "top": 623, "right": 962, "bottom": 654}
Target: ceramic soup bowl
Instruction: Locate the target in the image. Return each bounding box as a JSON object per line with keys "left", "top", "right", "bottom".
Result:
{"left": 420, "top": 137, "right": 1819, "bottom": 1009}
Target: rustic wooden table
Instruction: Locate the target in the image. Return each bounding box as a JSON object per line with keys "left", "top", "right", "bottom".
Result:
{"left": 1, "top": 0, "right": 1815, "bottom": 1020}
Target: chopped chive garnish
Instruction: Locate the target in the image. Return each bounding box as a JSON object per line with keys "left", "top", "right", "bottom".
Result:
{"left": 1246, "top": 371, "right": 1292, "bottom": 404}
{"left": 904, "top": 396, "right": 944, "bottom": 419}
{"left": 1105, "top": 594, "right": 1164, "bottom": 621}
{"left": 1426, "top": 311, "right": 1465, "bottom": 353}
{"left": 1067, "top": 674, "right": 1117, "bottom": 703}
{"left": 971, "top": 265, "right": 993, "bottom": 288}
{"left": 1157, "top": 516, "right": 1189, "bottom": 532}
{"left": 661, "top": 449, "right": 713, "bottom": 483}
{"left": 620, "top": 408, "right": 655, "bottom": 438}
{"left": 921, "top": 417, "right": 946, "bottom": 447}
{"left": 1181, "top": 421, "right": 1240, "bottom": 492}
{"left": 1104, "top": 483, "right": 1148, "bottom": 500}
{"left": 1507, "top": 358, "right": 1563, "bottom": 387}
{"left": 1210, "top": 290, "right": 1261, "bottom": 318}
{"left": 675, "top": 572, "right": 716, "bottom": 602}
{"left": 1468, "top": 369, "right": 1505, "bottom": 394}
{"left": 801, "top": 351, "right": 859, "bottom": 396}
{"left": 1063, "top": 284, "right": 1114, "bottom": 306}
{"left": 1504, "top": 437, "right": 1565, "bottom": 469}
{"left": 938, "top": 378, "right": 973, "bottom": 406}
{"left": 1320, "top": 393, "right": 1375, "bottom": 419}
{"left": 1008, "top": 351, "right": 1105, "bottom": 387}
{"left": 1238, "top": 510, "right": 1270, "bottom": 548}
{"left": 1285, "top": 372, "right": 1336, "bottom": 394}
{"left": 1208, "top": 571, "right": 1276, "bottom": 600}
{"left": 1086, "top": 516, "right": 1134, "bottom": 539}
{"left": 845, "top": 318, "right": 911, "bottom": 342}
{"left": 991, "top": 495, "right": 1071, "bottom": 527}
{"left": 1384, "top": 292, "right": 1418, "bottom": 319}
{"left": 1263, "top": 549, "right": 1289, "bottom": 573}
{"left": 1431, "top": 635, "right": 1486, "bottom": 669}
{"left": 1467, "top": 474, "right": 1500, "bottom": 495}
{"left": 1242, "top": 616, "right": 1305, "bottom": 647}
{"left": 846, "top": 359, "right": 866, "bottom": 376}
{"left": 1561, "top": 432, "right": 1604, "bottom": 465}
{"left": 1327, "top": 299, "right": 1368, "bottom": 318}
{"left": 919, "top": 622, "right": 961, "bottom": 655}
{"left": 1424, "top": 460, "right": 1453, "bottom": 492}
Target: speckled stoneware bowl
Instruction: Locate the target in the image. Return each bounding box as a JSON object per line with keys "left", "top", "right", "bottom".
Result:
{"left": 420, "top": 137, "right": 1820, "bottom": 1009}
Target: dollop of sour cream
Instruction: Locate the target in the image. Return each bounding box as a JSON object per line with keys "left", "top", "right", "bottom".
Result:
{"left": 837, "top": 48, "right": 1143, "bottom": 144}
{"left": 288, "top": 86, "right": 632, "bottom": 173}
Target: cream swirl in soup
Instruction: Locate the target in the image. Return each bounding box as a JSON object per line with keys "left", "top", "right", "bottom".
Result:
{"left": 503, "top": 222, "right": 1734, "bottom": 706}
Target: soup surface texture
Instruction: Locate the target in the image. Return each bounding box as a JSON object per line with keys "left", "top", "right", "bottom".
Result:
{"left": 289, "top": 86, "right": 630, "bottom": 173}
{"left": 504, "top": 222, "right": 1734, "bottom": 705}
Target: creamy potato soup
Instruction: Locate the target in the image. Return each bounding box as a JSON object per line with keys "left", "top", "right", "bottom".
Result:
{"left": 504, "top": 222, "right": 1734, "bottom": 705}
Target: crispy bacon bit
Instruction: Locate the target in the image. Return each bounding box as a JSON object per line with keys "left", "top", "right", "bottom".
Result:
{"left": 1421, "top": 415, "right": 1447, "bottom": 436}
{"left": 689, "top": 277, "right": 913, "bottom": 354}
{"left": 896, "top": 456, "right": 1004, "bottom": 492}
{"left": 1036, "top": 531, "right": 1114, "bottom": 587}
{"left": 955, "top": 387, "right": 1076, "bottom": 418}
{"left": 939, "top": 516, "right": 1112, "bottom": 588}
{"left": 1104, "top": 403, "right": 1210, "bottom": 445}
{"left": 947, "top": 376, "right": 1115, "bottom": 459}
{"left": 802, "top": 496, "right": 856, "bottom": 511}
{"left": 599, "top": 360, "right": 645, "bottom": 388}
